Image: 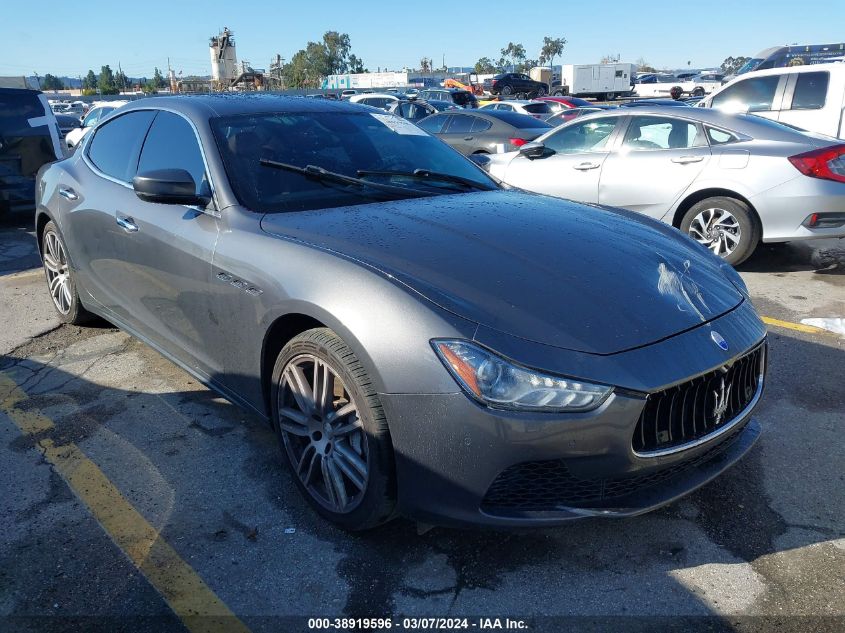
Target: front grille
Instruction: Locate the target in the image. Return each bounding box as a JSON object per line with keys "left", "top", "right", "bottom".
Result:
{"left": 632, "top": 344, "right": 765, "bottom": 454}
{"left": 481, "top": 424, "right": 746, "bottom": 512}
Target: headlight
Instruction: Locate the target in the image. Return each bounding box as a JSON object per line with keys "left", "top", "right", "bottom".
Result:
{"left": 720, "top": 262, "right": 749, "bottom": 297}
{"left": 432, "top": 340, "right": 612, "bottom": 412}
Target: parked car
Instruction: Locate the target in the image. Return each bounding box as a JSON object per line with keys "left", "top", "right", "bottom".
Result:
{"left": 36, "top": 94, "right": 766, "bottom": 529}
{"left": 700, "top": 63, "right": 845, "bottom": 138}
{"left": 0, "top": 88, "right": 63, "bottom": 215}
{"left": 535, "top": 96, "right": 601, "bottom": 112}
{"left": 478, "top": 100, "right": 554, "bottom": 119}
{"left": 348, "top": 93, "right": 400, "bottom": 111}
{"left": 65, "top": 102, "right": 129, "bottom": 149}
{"left": 387, "top": 99, "right": 438, "bottom": 122}
{"left": 418, "top": 88, "right": 478, "bottom": 109}
{"left": 55, "top": 113, "right": 82, "bottom": 138}
{"left": 487, "top": 107, "right": 845, "bottom": 264}
{"left": 619, "top": 99, "right": 691, "bottom": 108}
{"left": 545, "top": 107, "right": 603, "bottom": 125}
{"left": 417, "top": 109, "right": 552, "bottom": 155}
{"left": 425, "top": 99, "right": 461, "bottom": 112}
{"left": 483, "top": 72, "right": 549, "bottom": 97}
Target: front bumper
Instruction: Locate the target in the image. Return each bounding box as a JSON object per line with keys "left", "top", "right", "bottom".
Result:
{"left": 382, "top": 303, "right": 766, "bottom": 528}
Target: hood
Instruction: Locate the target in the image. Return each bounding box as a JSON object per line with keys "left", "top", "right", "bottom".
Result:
{"left": 260, "top": 191, "right": 743, "bottom": 355}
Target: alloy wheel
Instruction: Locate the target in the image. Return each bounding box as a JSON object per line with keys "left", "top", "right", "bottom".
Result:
{"left": 42, "top": 230, "right": 72, "bottom": 315}
{"left": 277, "top": 354, "right": 368, "bottom": 513}
{"left": 687, "top": 207, "right": 742, "bottom": 257}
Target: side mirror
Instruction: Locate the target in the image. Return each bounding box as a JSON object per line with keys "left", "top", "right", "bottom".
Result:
{"left": 518, "top": 141, "right": 547, "bottom": 159}
{"left": 469, "top": 153, "right": 492, "bottom": 170}
{"left": 133, "top": 169, "right": 209, "bottom": 206}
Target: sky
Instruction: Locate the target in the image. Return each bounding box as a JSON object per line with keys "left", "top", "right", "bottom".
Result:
{"left": 6, "top": 0, "right": 845, "bottom": 79}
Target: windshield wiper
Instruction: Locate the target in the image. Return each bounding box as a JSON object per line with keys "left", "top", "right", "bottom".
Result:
{"left": 259, "top": 159, "right": 432, "bottom": 198}
{"left": 356, "top": 168, "right": 494, "bottom": 191}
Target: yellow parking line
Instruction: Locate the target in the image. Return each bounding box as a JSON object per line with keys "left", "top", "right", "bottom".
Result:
{"left": 761, "top": 316, "right": 828, "bottom": 335}
{"left": 0, "top": 372, "right": 251, "bottom": 633}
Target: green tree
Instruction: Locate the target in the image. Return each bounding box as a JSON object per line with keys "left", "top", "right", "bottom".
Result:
{"left": 41, "top": 74, "right": 64, "bottom": 90}
{"left": 539, "top": 36, "right": 567, "bottom": 69}
{"left": 98, "top": 65, "right": 118, "bottom": 94}
{"left": 419, "top": 57, "right": 432, "bottom": 73}
{"left": 114, "top": 69, "right": 129, "bottom": 92}
{"left": 519, "top": 58, "right": 538, "bottom": 73}
{"left": 347, "top": 54, "right": 366, "bottom": 74}
{"left": 151, "top": 67, "right": 166, "bottom": 89}
{"left": 500, "top": 42, "right": 526, "bottom": 72}
{"left": 322, "top": 31, "right": 351, "bottom": 74}
{"left": 82, "top": 69, "right": 97, "bottom": 90}
{"left": 474, "top": 57, "right": 496, "bottom": 73}
{"left": 721, "top": 56, "right": 751, "bottom": 75}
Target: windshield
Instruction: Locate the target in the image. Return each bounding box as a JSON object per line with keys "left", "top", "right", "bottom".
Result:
{"left": 736, "top": 58, "right": 763, "bottom": 75}
{"left": 211, "top": 111, "right": 498, "bottom": 213}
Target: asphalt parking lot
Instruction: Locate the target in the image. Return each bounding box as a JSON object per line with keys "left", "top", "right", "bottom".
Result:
{"left": 1, "top": 213, "right": 843, "bottom": 633}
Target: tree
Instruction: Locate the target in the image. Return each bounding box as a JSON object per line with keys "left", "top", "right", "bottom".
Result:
{"left": 82, "top": 69, "right": 97, "bottom": 91}
{"left": 721, "top": 56, "right": 751, "bottom": 75}
{"left": 322, "top": 31, "right": 351, "bottom": 74}
{"left": 98, "top": 65, "right": 118, "bottom": 95}
{"left": 519, "top": 58, "right": 538, "bottom": 73}
{"left": 41, "top": 74, "right": 64, "bottom": 90}
{"left": 500, "top": 42, "right": 526, "bottom": 72}
{"left": 636, "top": 57, "right": 656, "bottom": 73}
{"left": 152, "top": 67, "right": 166, "bottom": 89}
{"left": 419, "top": 57, "right": 432, "bottom": 73}
{"left": 114, "top": 69, "right": 129, "bottom": 93}
{"left": 348, "top": 54, "right": 366, "bottom": 74}
{"left": 539, "top": 36, "right": 567, "bottom": 69}
{"left": 474, "top": 57, "right": 497, "bottom": 74}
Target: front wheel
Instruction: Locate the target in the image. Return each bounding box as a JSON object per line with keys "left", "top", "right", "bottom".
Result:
{"left": 553, "top": 88, "right": 565, "bottom": 96}
{"left": 604, "top": 92, "right": 616, "bottom": 101}
{"left": 501, "top": 85, "right": 513, "bottom": 96}
{"left": 41, "top": 220, "right": 94, "bottom": 324}
{"left": 270, "top": 328, "right": 397, "bottom": 530}
{"left": 680, "top": 197, "right": 760, "bottom": 265}
{"left": 693, "top": 87, "right": 705, "bottom": 97}
{"left": 536, "top": 86, "right": 547, "bottom": 97}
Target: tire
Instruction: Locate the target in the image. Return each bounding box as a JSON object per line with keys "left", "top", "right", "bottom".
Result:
{"left": 536, "top": 86, "right": 547, "bottom": 97}
{"left": 553, "top": 89, "right": 565, "bottom": 97}
{"left": 270, "top": 328, "right": 397, "bottom": 530}
{"left": 516, "top": 92, "right": 527, "bottom": 100}
{"left": 693, "top": 87, "right": 705, "bottom": 97}
{"left": 680, "top": 197, "right": 760, "bottom": 265}
{"left": 41, "top": 221, "right": 95, "bottom": 324}
{"left": 501, "top": 85, "right": 513, "bottom": 96}
{"left": 605, "top": 92, "right": 616, "bottom": 101}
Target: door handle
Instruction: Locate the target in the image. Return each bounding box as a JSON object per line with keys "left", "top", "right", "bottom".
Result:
{"left": 671, "top": 155, "right": 704, "bottom": 164}
{"left": 573, "top": 162, "right": 600, "bottom": 170}
{"left": 463, "top": 136, "right": 474, "bottom": 141}
{"left": 115, "top": 214, "right": 139, "bottom": 232}
{"left": 58, "top": 187, "right": 78, "bottom": 201}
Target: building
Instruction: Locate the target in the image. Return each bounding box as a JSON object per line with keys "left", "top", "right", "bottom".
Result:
{"left": 209, "top": 28, "right": 238, "bottom": 88}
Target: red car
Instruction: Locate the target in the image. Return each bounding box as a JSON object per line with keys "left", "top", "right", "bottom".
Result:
{"left": 534, "top": 96, "right": 598, "bottom": 112}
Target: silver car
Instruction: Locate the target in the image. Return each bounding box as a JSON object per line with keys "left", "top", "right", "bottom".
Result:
{"left": 488, "top": 107, "right": 845, "bottom": 264}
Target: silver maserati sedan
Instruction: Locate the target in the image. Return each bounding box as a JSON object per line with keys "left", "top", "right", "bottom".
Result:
{"left": 36, "top": 96, "right": 767, "bottom": 529}
{"left": 488, "top": 107, "right": 845, "bottom": 264}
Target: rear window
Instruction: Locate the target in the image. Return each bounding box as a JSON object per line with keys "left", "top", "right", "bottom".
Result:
{"left": 482, "top": 111, "right": 552, "bottom": 129}
{"left": 0, "top": 90, "right": 57, "bottom": 180}
{"left": 706, "top": 126, "right": 738, "bottom": 145}
{"left": 0, "top": 91, "right": 47, "bottom": 135}
{"left": 523, "top": 103, "right": 553, "bottom": 114}
{"left": 790, "top": 72, "right": 828, "bottom": 110}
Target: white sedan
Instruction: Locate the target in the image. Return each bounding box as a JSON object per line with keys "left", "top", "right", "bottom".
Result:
{"left": 479, "top": 100, "right": 554, "bottom": 119}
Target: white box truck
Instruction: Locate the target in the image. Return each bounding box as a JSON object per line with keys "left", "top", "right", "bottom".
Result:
{"left": 550, "top": 63, "right": 635, "bottom": 99}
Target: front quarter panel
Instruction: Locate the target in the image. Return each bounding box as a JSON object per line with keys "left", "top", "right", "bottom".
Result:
{"left": 211, "top": 207, "right": 476, "bottom": 414}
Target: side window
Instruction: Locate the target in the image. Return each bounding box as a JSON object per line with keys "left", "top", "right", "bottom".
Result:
{"left": 82, "top": 108, "right": 102, "bottom": 128}
{"left": 417, "top": 114, "right": 447, "bottom": 134}
{"left": 138, "top": 111, "right": 206, "bottom": 192}
{"left": 790, "top": 72, "right": 828, "bottom": 110}
{"left": 398, "top": 103, "right": 414, "bottom": 118}
{"left": 470, "top": 117, "right": 492, "bottom": 133}
{"left": 87, "top": 110, "right": 156, "bottom": 182}
{"left": 623, "top": 116, "right": 704, "bottom": 150}
{"left": 711, "top": 75, "right": 780, "bottom": 112}
{"left": 706, "top": 126, "right": 738, "bottom": 146}
{"left": 444, "top": 115, "right": 474, "bottom": 134}
{"left": 543, "top": 119, "right": 618, "bottom": 154}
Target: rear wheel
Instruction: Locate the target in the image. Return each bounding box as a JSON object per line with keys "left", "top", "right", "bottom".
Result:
{"left": 553, "top": 88, "right": 565, "bottom": 96}
{"left": 536, "top": 86, "right": 547, "bottom": 97}
{"left": 680, "top": 197, "right": 759, "bottom": 265}
{"left": 693, "top": 87, "right": 705, "bottom": 97}
{"left": 501, "top": 85, "right": 513, "bottom": 96}
{"left": 41, "top": 221, "right": 94, "bottom": 324}
{"left": 270, "top": 328, "right": 396, "bottom": 530}
{"left": 604, "top": 92, "right": 616, "bottom": 101}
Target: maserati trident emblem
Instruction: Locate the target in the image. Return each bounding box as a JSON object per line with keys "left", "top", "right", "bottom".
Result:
{"left": 711, "top": 331, "right": 729, "bottom": 351}
{"left": 712, "top": 377, "right": 732, "bottom": 425}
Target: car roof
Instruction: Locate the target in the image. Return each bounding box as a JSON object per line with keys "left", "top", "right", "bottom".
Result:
{"left": 736, "top": 61, "right": 845, "bottom": 78}
{"left": 437, "top": 109, "right": 551, "bottom": 128}
{"left": 120, "top": 94, "right": 372, "bottom": 119}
